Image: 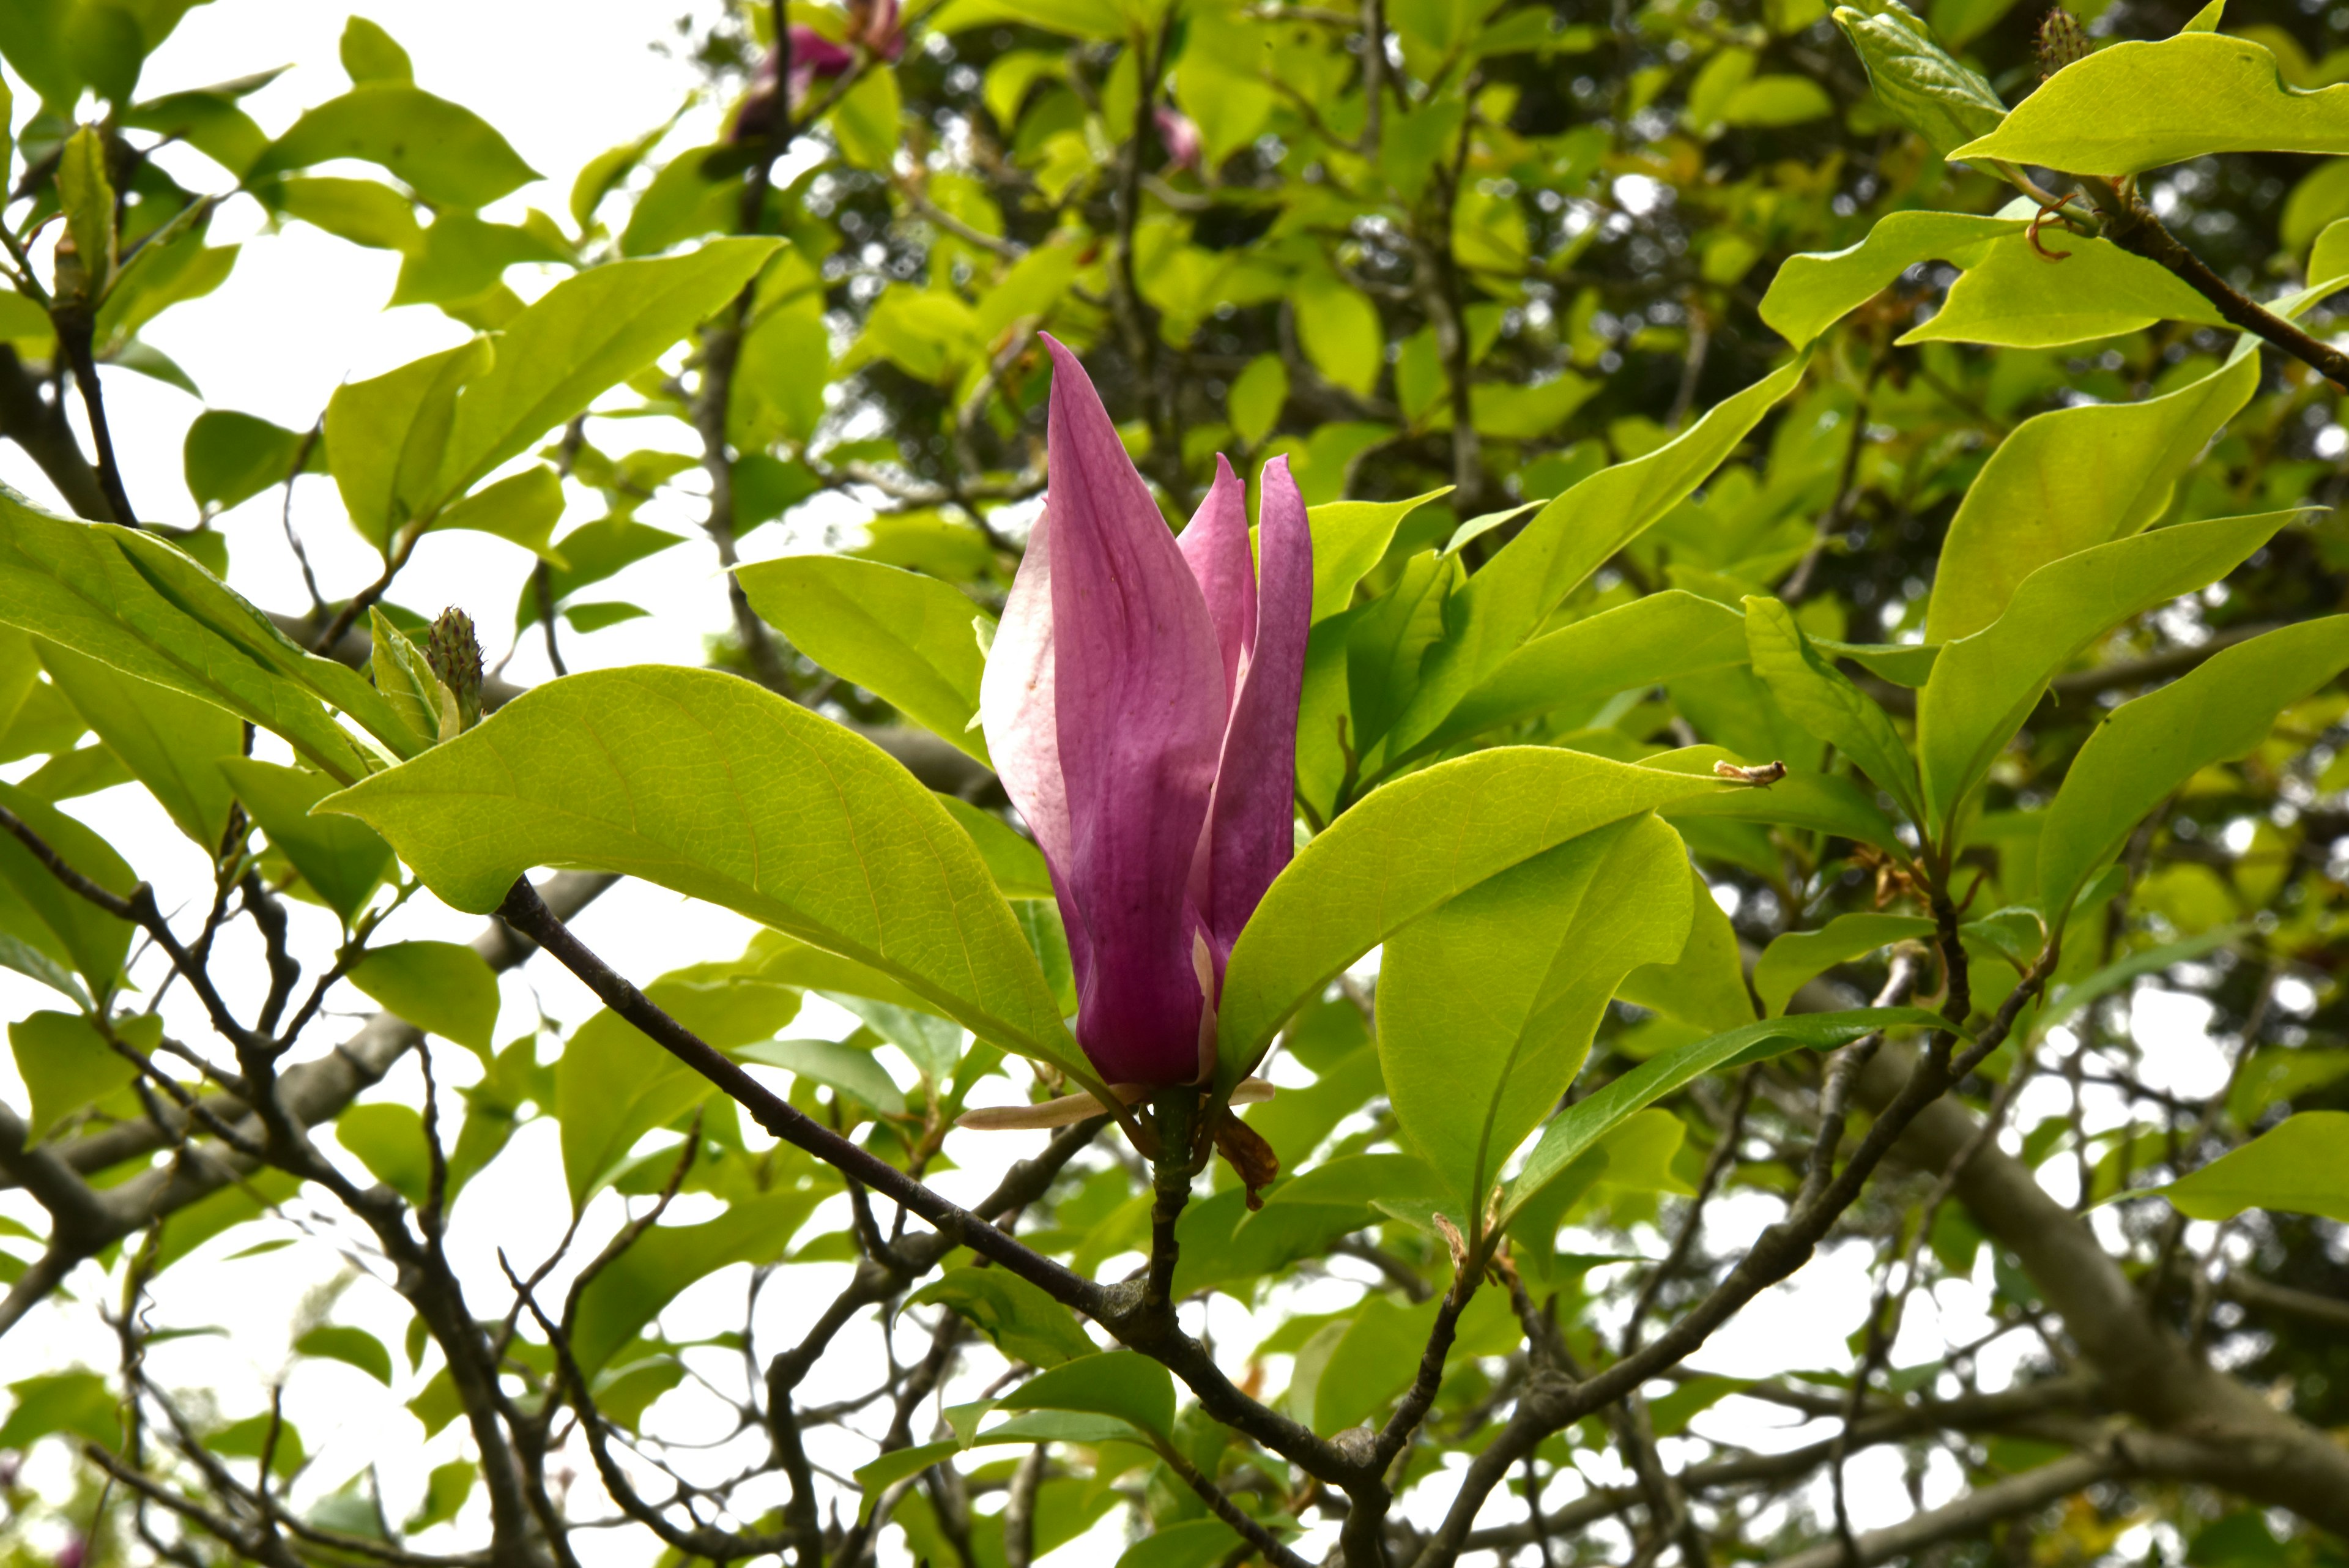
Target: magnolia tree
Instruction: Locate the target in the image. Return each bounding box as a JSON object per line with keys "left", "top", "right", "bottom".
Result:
{"left": 3, "top": 1, "right": 2349, "bottom": 1566}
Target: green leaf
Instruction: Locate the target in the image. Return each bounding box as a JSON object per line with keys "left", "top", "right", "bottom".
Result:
{"left": 515, "top": 518, "right": 685, "bottom": 631}
{"left": 432, "top": 465, "right": 567, "bottom": 561}
{"left": 1382, "top": 357, "right": 1806, "bottom": 760}
{"left": 1720, "top": 73, "right": 1835, "bottom": 126}
{"left": 1216, "top": 748, "right": 1737, "bottom": 1090}
{"left": 570, "top": 1191, "right": 819, "bottom": 1374}
{"left": 207, "top": 1411, "right": 307, "bottom": 1481}
{"left": 294, "top": 1323, "right": 395, "bottom": 1386}
{"left": 0, "top": 288, "right": 46, "bottom": 340}
{"left": 0, "top": 1371, "right": 122, "bottom": 1453}
{"left": 431, "top": 237, "right": 781, "bottom": 507}
{"left": 742, "top": 929, "right": 933, "bottom": 1014}
{"left": 1619, "top": 864, "right": 1759, "bottom": 1033}
{"left": 0, "top": 498, "right": 416, "bottom": 781}
{"left": 1379, "top": 814, "right": 1694, "bottom": 1217}
{"left": 1949, "top": 32, "right": 2349, "bottom": 176}
{"left": 1644, "top": 745, "right": 1908, "bottom": 853}
{"left": 9, "top": 1011, "right": 155, "bottom": 1143}
{"left": 937, "top": 796, "right": 1052, "bottom": 900}
{"left": 736, "top": 555, "right": 993, "bottom": 762}
{"left": 1253, "top": 1150, "right": 1438, "bottom": 1224}
{"left": 615, "top": 144, "right": 733, "bottom": 259}
{"left": 404, "top": 1459, "right": 473, "bottom": 1534}
{"left": 1924, "top": 352, "right": 2260, "bottom": 643}
{"left": 58, "top": 125, "right": 116, "bottom": 284}
{"left": 339, "top": 16, "right": 412, "bottom": 82}
{"left": 1915, "top": 510, "right": 2299, "bottom": 836}
{"left": 1306, "top": 489, "right": 1449, "bottom": 623}
{"left": 184, "top": 410, "right": 317, "bottom": 513}
{"left": 1176, "top": 12, "right": 1274, "bottom": 165}
{"left": 831, "top": 65, "right": 902, "bottom": 171}
{"left": 1116, "top": 1519, "right": 1253, "bottom": 1568}
{"left": 1496, "top": 1007, "right": 1948, "bottom": 1228}
{"left": 35, "top": 638, "right": 240, "bottom": 847}
{"left": 2230, "top": 1046, "right": 2349, "bottom": 1126}
{"left": 1648, "top": 1373, "right": 1753, "bottom": 1438}
{"left": 853, "top": 1441, "right": 962, "bottom": 1513}
{"left": 1760, "top": 211, "right": 2022, "bottom": 347}
{"left": 390, "top": 213, "right": 568, "bottom": 309}
{"left": 248, "top": 82, "right": 540, "bottom": 209}
{"left": 0, "top": 783, "right": 136, "bottom": 992}
{"left": 1831, "top": 2, "right": 2006, "bottom": 157}
{"left": 218, "top": 758, "right": 393, "bottom": 923}
{"left": 1228, "top": 354, "right": 1288, "bottom": 447}
{"left": 0, "top": 930, "right": 91, "bottom": 1008}
{"left": 592, "top": 1357, "right": 685, "bottom": 1430}
{"left": 1312, "top": 1293, "right": 1447, "bottom": 1435}
{"left": 2038, "top": 618, "right": 2349, "bottom": 920}
{"left": 347, "top": 941, "right": 502, "bottom": 1055}
{"left": 996, "top": 1353, "right": 1175, "bottom": 1441}
{"left": 368, "top": 609, "right": 455, "bottom": 748}
{"left": 122, "top": 83, "right": 271, "bottom": 176}
{"left": 275, "top": 176, "right": 423, "bottom": 255}
{"left": 319, "top": 667, "right": 1093, "bottom": 1089}
{"left": 733, "top": 1036, "right": 907, "bottom": 1116}
{"left": 1754, "top": 913, "right": 1937, "bottom": 1016}
{"left": 2042, "top": 927, "right": 2239, "bottom": 1028}
{"left": 1743, "top": 595, "right": 1922, "bottom": 822}
{"left": 929, "top": 0, "right": 1127, "bottom": 37}
{"left": 824, "top": 992, "right": 962, "bottom": 1084}
{"left": 1898, "top": 233, "right": 2227, "bottom": 349}
{"left": 2158, "top": 1111, "right": 2349, "bottom": 1222}
{"left": 1412, "top": 590, "right": 1750, "bottom": 757}
{"left": 325, "top": 338, "right": 497, "bottom": 549}
{"left": 557, "top": 969, "right": 801, "bottom": 1205}
{"left": 336, "top": 1102, "right": 431, "bottom": 1206}
{"left": 1345, "top": 552, "right": 1468, "bottom": 755}
{"left": 16, "top": 743, "right": 129, "bottom": 806}
{"left": 1294, "top": 274, "right": 1382, "bottom": 398}
{"left": 910, "top": 1266, "right": 1099, "bottom": 1367}
{"left": 1243, "top": 1035, "right": 1382, "bottom": 1171}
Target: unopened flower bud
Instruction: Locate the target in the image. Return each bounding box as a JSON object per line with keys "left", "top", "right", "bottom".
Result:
{"left": 426, "top": 608, "right": 483, "bottom": 731}
{"left": 50, "top": 231, "right": 88, "bottom": 310}
{"left": 2036, "top": 8, "right": 2090, "bottom": 79}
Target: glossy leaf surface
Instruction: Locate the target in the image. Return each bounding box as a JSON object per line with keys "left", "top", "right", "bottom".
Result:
{"left": 321, "top": 667, "right": 1092, "bottom": 1087}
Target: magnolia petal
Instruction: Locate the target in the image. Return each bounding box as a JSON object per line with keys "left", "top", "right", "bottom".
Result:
{"left": 1177, "top": 453, "right": 1256, "bottom": 704}
{"left": 978, "top": 509, "right": 1084, "bottom": 984}
{"left": 954, "top": 1076, "right": 1275, "bottom": 1131}
{"left": 1193, "top": 927, "right": 1218, "bottom": 1086}
{"left": 1040, "top": 335, "right": 1226, "bottom": 1086}
{"left": 1196, "top": 453, "right": 1313, "bottom": 956}
{"left": 956, "top": 1082, "right": 1148, "bottom": 1131}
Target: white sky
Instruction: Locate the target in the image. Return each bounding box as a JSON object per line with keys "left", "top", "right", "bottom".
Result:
{"left": 0, "top": 4, "right": 2228, "bottom": 1562}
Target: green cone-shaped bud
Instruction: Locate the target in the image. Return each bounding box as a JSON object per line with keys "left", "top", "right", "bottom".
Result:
{"left": 426, "top": 608, "right": 483, "bottom": 732}
{"left": 2035, "top": 8, "right": 2090, "bottom": 79}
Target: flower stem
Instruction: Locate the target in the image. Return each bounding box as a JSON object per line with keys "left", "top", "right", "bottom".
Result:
{"left": 1145, "top": 1087, "right": 1201, "bottom": 1310}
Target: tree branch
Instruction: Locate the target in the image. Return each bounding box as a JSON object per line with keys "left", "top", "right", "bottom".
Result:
{"left": 2096, "top": 189, "right": 2349, "bottom": 390}
{"left": 494, "top": 877, "right": 1371, "bottom": 1495}
{"left": 1763, "top": 1452, "right": 2112, "bottom": 1568}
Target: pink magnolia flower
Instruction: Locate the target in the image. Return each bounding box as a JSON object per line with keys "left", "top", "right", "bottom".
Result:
{"left": 732, "top": 2, "right": 904, "bottom": 143}
{"left": 1154, "top": 106, "right": 1203, "bottom": 174}
{"left": 981, "top": 337, "right": 1312, "bottom": 1088}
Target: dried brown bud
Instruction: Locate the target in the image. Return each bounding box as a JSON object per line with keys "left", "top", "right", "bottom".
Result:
{"left": 426, "top": 608, "right": 483, "bottom": 731}
{"left": 1211, "top": 1110, "right": 1280, "bottom": 1211}
{"left": 2036, "top": 9, "right": 2090, "bottom": 80}
{"left": 1713, "top": 759, "right": 1789, "bottom": 788}
{"left": 49, "top": 231, "right": 89, "bottom": 310}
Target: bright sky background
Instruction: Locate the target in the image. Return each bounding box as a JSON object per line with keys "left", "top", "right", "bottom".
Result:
{"left": 0, "top": 4, "right": 2236, "bottom": 1562}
